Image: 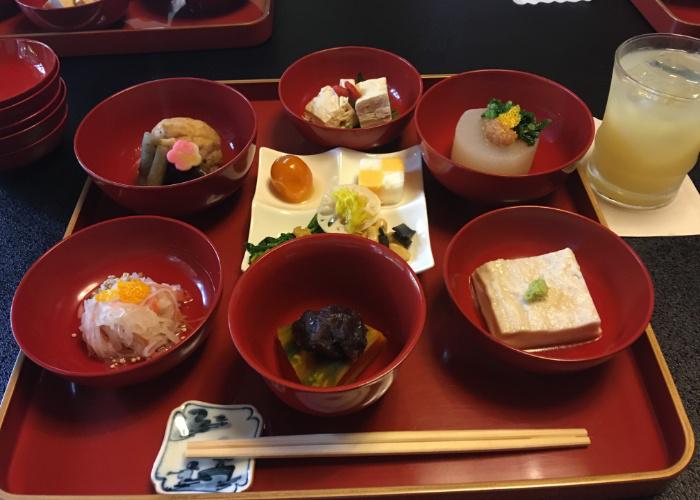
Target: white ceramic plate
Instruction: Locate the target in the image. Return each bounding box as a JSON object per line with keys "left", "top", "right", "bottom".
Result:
{"left": 151, "top": 401, "right": 262, "bottom": 494}
{"left": 242, "top": 145, "right": 435, "bottom": 273}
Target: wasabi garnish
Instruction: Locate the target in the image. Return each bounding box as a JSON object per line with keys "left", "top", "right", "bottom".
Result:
{"left": 524, "top": 277, "right": 548, "bottom": 303}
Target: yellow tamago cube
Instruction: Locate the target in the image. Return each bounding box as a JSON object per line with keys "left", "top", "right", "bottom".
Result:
{"left": 357, "top": 157, "right": 405, "bottom": 205}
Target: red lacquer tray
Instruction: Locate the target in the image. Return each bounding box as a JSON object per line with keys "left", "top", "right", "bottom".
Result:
{"left": 631, "top": 0, "right": 700, "bottom": 37}
{"left": 0, "top": 77, "right": 693, "bottom": 499}
{"left": 0, "top": 0, "right": 272, "bottom": 56}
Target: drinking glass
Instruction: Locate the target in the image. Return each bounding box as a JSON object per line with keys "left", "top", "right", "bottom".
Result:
{"left": 587, "top": 33, "right": 700, "bottom": 209}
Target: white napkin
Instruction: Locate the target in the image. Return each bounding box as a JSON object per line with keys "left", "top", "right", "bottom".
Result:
{"left": 576, "top": 119, "right": 700, "bottom": 237}
{"left": 514, "top": 0, "right": 591, "bottom": 4}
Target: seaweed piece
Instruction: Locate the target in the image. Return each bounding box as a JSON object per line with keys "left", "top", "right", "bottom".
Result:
{"left": 378, "top": 227, "right": 390, "bottom": 247}
{"left": 391, "top": 223, "right": 416, "bottom": 249}
{"left": 145, "top": 144, "right": 169, "bottom": 186}
{"left": 163, "top": 164, "right": 204, "bottom": 185}
{"left": 307, "top": 214, "right": 325, "bottom": 234}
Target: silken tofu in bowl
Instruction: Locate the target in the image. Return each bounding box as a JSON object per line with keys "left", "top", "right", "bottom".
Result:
{"left": 443, "top": 206, "right": 654, "bottom": 373}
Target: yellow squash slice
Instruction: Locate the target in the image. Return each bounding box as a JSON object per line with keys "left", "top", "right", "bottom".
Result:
{"left": 277, "top": 324, "right": 387, "bottom": 388}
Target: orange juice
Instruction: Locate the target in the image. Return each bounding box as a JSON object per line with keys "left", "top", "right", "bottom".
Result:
{"left": 587, "top": 38, "right": 700, "bottom": 208}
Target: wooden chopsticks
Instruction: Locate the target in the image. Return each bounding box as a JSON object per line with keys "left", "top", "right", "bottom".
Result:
{"left": 185, "top": 428, "right": 590, "bottom": 459}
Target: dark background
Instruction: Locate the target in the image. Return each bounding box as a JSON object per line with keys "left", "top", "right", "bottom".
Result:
{"left": 0, "top": 0, "right": 697, "bottom": 498}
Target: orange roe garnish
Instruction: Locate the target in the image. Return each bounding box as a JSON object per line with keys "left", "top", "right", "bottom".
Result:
{"left": 95, "top": 278, "right": 151, "bottom": 304}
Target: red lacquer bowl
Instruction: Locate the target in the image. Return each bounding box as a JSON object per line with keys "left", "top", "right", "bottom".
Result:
{"left": 443, "top": 206, "right": 654, "bottom": 373}
{"left": 14, "top": 0, "right": 130, "bottom": 31}
{"left": 0, "top": 74, "right": 64, "bottom": 136}
{"left": 228, "top": 234, "right": 426, "bottom": 416}
{"left": 0, "top": 38, "right": 58, "bottom": 108}
{"left": 0, "top": 103, "right": 67, "bottom": 171}
{"left": 11, "top": 216, "right": 223, "bottom": 387}
{"left": 74, "top": 78, "right": 257, "bottom": 216}
{"left": 279, "top": 46, "right": 423, "bottom": 150}
{"left": 0, "top": 79, "right": 66, "bottom": 154}
{"left": 415, "top": 70, "right": 595, "bottom": 202}
{"left": 0, "top": 69, "right": 60, "bottom": 126}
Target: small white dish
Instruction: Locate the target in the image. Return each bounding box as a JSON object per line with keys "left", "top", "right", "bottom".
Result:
{"left": 243, "top": 145, "right": 435, "bottom": 273}
{"left": 151, "top": 401, "right": 262, "bottom": 494}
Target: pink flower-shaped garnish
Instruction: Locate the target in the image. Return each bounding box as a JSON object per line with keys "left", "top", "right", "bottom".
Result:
{"left": 166, "top": 140, "right": 202, "bottom": 171}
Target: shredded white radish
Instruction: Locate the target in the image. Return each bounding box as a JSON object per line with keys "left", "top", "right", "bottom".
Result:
{"left": 79, "top": 273, "right": 185, "bottom": 362}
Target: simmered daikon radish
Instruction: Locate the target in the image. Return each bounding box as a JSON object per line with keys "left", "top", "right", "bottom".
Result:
{"left": 451, "top": 109, "right": 539, "bottom": 176}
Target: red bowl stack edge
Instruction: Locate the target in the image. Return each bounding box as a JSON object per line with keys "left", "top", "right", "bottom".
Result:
{"left": 0, "top": 38, "right": 67, "bottom": 172}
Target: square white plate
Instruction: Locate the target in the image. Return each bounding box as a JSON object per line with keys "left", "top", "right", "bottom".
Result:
{"left": 242, "top": 145, "right": 434, "bottom": 273}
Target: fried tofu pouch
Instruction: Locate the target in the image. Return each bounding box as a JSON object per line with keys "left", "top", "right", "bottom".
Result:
{"left": 151, "top": 117, "right": 223, "bottom": 174}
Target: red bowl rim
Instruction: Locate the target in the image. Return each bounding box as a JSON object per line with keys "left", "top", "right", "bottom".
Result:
{"left": 0, "top": 78, "right": 65, "bottom": 136}
{"left": 0, "top": 38, "right": 59, "bottom": 107}
{"left": 415, "top": 69, "right": 595, "bottom": 179}
{"left": 278, "top": 45, "right": 423, "bottom": 133}
{"left": 442, "top": 205, "right": 655, "bottom": 366}
{"left": 74, "top": 77, "right": 258, "bottom": 191}
{"left": 0, "top": 101, "right": 67, "bottom": 160}
{"left": 10, "top": 215, "right": 224, "bottom": 380}
{"left": 228, "top": 233, "right": 427, "bottom": 393}
{"left": 0, "top": 79, "right": 65, "bottom": 143}
{"left": 15, "top": 0, "right": 104, "bottom": 10}
{"left": 0, "top": 59, "right": 60, "bottom": 113}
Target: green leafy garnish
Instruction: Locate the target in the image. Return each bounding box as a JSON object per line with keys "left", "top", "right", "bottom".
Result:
{"left": 246, "top": 216, "right": 324, "bottom": 264}
{"left": 481, "top": 98, "right": 551, "bottom": 146}
{"left": 355, "top": 72, "right": 365, "bottom": 83}
{"left": 516, "top": 110, "right": 551, "bottom": 146}
{"left": 246, "top": 233, "right": 295, "bottom": 264}
{"left": 482, "top": 98, "right": 516, "bottom": 120}
{"left": 524, "top": 278, "right": 549, "bottom": 303}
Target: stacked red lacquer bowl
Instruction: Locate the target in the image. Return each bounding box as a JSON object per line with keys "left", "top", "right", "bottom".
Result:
{"left": 0, "top": 38, "right": 67, "bottom": 171}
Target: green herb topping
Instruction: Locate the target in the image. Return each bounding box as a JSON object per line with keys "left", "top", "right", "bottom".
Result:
{"left": 524, "top": 277, "right": 549, "bottom": 303}
{"left": 246, "top": 215, "right": 324, "bottom": 264}
{"left": 481, "top": 98, "right": 551, "bottom": 146}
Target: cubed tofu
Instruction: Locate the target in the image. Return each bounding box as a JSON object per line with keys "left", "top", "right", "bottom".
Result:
{"left": 355, "top": 77, "right": 392, "bottom": 129}
{"left": 303, "top": 86, "right": 357, "bottom": 128}
{"left": 471, "top": 248, "right": 601, "bottom": 349}
{"left": 357, "top": 157, "right": 405, "bottom": 205}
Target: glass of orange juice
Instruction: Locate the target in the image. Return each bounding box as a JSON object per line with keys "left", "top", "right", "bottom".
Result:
{"left": 587, "top": 33, "right": 700, "bottom": 209}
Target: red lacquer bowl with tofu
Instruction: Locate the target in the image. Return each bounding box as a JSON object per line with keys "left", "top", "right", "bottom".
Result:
{"left": 228, "top": 234, "right": 426, "bottom": 416}
{"left": 74, "top": 78, "right": 257, "bottom": 216}
{"left": 443, "top": 206, "right": 654, "bottom": 373}
{"left": 415, "top": 70, "right": 594, "bottom": 203}
{"left": 279, "top": 46, "right": 423, "bottom": 150}
{"left": 14, "top": 0, "right": 130, "bottom": 31}
{"left": 11, "top": 216, "right": 223, "bottom": 387}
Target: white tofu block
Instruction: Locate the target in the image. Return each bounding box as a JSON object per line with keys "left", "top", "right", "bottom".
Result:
{"left": 303, "top": 86, "right": 357, "bottom": 129}
{"left": 355, "top": 77, "right": 392, "bottom": 128}
{"left": 471, "top": 248, "right": 601, "bottom": 349}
